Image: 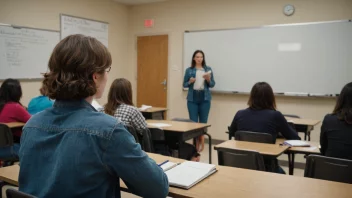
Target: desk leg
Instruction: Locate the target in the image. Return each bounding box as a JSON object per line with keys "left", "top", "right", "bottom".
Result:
{"left": 288, "top": 153, "right": 295, "bottom": 175}
{"left": 204, "top": 132, "right": 212, "bottom": 164}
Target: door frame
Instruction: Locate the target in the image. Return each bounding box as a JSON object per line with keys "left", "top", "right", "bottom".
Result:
{"left": 134, "top": 32, "right": 171, "bottom": 115}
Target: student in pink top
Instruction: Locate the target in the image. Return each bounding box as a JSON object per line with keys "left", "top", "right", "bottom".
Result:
{"left": 0, "top": 79, "right": 31, "bottom": 143}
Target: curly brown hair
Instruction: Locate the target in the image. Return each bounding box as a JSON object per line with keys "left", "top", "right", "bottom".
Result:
{"left": 42, "top": 34, "right": 112, "bottom": 100}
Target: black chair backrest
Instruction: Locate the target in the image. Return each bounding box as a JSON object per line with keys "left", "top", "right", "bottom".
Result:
{"left": 172, "top": 118, "right": 194, "bottom": 123}
{"left": 235, "top": 131, "right": 274, "bottom": 144}
{"left": 217, "top": 148, "right": 265, "bottom": 171}
{"left": 304, "top": 155, "right": 352, "bottom": 184}
{"left": 136, "top": 128, "right": 154, "bottom": 152}
{"left": 125, "top": 125, "right": 140, "bottom": 143}
{"left": 0, "top": 124, "right": 14, "bottom": 148}
{"left": 6, "top": 189, "right": 36, "bottom": 198}
{"left": 149, "top": 128, "right": 166, "bottom": 141}
{"left": 283, "top": 114, "right": 300, "bottom": 118}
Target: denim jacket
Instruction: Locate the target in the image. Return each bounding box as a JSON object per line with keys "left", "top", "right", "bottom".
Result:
{"left": 19, "top": 100, "right": 168, "bottom": 198}
{"left": 183, "top": 66, "right": 215, "bottom": 101}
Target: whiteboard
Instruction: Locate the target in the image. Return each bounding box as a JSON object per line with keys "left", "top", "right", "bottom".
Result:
{"left": 60, "top": 14, "right": 109, "bottom": 47}
{"left": 184, "top": 20, "right": 352, "bottom": 96}
{"left": 0, "top": 25, "right": 59, "bottom": 79}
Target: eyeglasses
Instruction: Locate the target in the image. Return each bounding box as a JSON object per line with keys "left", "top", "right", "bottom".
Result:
{"left": 106, "top": 66, "right": 111, "bottom": 73}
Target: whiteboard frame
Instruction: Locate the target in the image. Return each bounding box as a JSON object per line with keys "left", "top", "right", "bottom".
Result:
{"left": 59, "top": 14, "right": 109, "bottom": 40}
{"left": 182, "top": 19, "right": 351, "bottom": 97}
{"left": 0, "top": 24, "right": 59, "bottom": 80}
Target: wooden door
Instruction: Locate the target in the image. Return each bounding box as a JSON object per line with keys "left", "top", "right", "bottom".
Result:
{"left": 137, "top": 35, "right": 168, "bottom": 110}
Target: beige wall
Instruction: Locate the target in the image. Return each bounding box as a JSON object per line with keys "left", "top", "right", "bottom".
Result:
{"left": 0, "top": 0, "right": 129, "bottom": 106}
{"left": 128, "top": 0, "right": 352, "bottom": 141}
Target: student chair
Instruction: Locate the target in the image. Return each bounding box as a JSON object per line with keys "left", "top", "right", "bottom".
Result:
{"left": 125, "top": 125, "right": 140, "bottom": 143}
{"left": 6, "top": 188, "right": 36, "bottom": 198}
{"left": 0, "top": 124, "right": 19, "bottom": 167}
{"left": 217, "top": 148, "right": 265, "bottom": 171}
{"left": 235, "top": 131, "right": 274, "bottom": 144}
{"left": 149, "top": 128, "right": 171, "bottom": 156}
{"left": 305, "top": 155, "right": 352, "bottom": 184}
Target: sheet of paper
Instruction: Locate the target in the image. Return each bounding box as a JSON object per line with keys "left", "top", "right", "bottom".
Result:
{"left": 139, "top": 104, "right": 152, "bottom": 111}
{"left": 148, "top": 123, "right": 172, "bottom": 128}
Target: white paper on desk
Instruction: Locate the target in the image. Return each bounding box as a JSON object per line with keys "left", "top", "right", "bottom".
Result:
{"left": 148, "top": 123, "right": 172, "bottom": 128}
{"left": 139, "top": 104, "right": 152, "bottom": 111}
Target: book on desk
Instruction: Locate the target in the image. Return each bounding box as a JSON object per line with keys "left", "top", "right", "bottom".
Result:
{"left": 160, "top": 161, "right": 217, "bottom": 189}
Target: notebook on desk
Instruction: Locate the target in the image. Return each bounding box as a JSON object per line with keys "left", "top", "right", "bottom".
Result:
{"left": 162, "top": 161, "right": 217, "bottom": 189}
{"left": 283, "top": 140, "right": 310, "bottom": 147}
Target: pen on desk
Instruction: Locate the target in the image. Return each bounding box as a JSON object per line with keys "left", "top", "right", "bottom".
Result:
{"left": 158, "top": 160, "right": 169, "bottom": 166}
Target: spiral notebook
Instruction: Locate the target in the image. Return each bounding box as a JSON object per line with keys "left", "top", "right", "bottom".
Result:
{"left": 162, "top": 161, "right": 217, "bottom": 189}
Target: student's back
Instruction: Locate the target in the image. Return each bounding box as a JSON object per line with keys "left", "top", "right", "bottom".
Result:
{"left": 231, "top": 108, "right": 300, "bottom": 141}
{"left": 27, "top": 95, "right": 54, "bottom": 115}
{"left": 20, "top": 100, "right": 168, "bottom": 198}
{"left": 320, "top": 82, "right": 352, "bottom": 160}
{"left": 18, "top": 35, "right": 168, "bottom": 198}
{"left": 321, "top": 114, "right": 352, "bottom": 160}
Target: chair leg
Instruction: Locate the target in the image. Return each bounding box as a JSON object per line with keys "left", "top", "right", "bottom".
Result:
{"left": 204, "top": 132, "right": 212, "bottom": 164}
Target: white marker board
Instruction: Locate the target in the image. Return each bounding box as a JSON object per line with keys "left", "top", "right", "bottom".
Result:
{"left": 60, "top": 14, "right": 109, "bottom": 47}
{"left": 0, "top": 24, "right": 59, "bottom": 79}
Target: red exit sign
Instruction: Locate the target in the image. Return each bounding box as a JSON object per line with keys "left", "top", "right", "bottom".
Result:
{"left": 144, "top": 19, "right": 154, "bottom": 28}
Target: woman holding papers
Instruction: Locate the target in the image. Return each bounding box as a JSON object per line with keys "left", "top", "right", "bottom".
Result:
{"left": 183, "top": 50, "right": 215, "bottom": 152}
{"left": 320, "top": 82, "right": 352, "bottom": 160}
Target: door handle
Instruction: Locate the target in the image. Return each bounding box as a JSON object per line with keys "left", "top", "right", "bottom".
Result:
{"left": 161, "top": 79, "right": 167, "bottom": 86}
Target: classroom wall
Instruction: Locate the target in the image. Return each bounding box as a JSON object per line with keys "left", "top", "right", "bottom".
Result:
{"left": 127, "top": 0, "right": 352, "bottom": 141}
{"left": 0, "top": 0, "right": 129, "bottom": 106}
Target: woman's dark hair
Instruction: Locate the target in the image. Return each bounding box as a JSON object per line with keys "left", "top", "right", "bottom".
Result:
{"left": 333, "top": 82, "right": 352, "bottom": 124}
{"left": 104, "top": 78, "right": 134, "bottom": 116}
{"left": 248, "top": 82, "right": 276, "bottom": 110}
{"left": 191, "top": 50, "right": 206, "bottom": 68}
{"left": 42, "top": 34, "right": 112, "bottom": 100}
{"left": 0, "top": 79, "right": 22, "bottom": 112}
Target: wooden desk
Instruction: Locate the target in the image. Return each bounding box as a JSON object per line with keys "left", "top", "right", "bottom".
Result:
{"left": 140, "top": 107, "right": 168, "bottom": 120}
{"left": 285, "top": 117, "right": 321, "bottom": 141}
{"left": 147, "top": 120, "right": 212, "bottom": 163}
{"left": 214, "top": 140, "right": 289, "bottom": 157}
{"left": 2, "top": 153, "right": 352, "bottom": 198}
{"left": 2, "top": 122, "right": 25, "bottom": 129}
{"left": 276, "top": 138, "right": 321, "bottom": 175}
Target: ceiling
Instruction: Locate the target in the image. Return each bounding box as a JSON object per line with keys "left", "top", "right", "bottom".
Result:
{"left": 114, "top": 0, "right": 170, "bottom": 5}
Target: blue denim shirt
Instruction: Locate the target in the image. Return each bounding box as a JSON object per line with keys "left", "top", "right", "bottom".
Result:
{"left": 19, "top": 100, "right": 169, "bottom": 198}
{"left": 183, "top": 66, "right": 215, "bottom": 101}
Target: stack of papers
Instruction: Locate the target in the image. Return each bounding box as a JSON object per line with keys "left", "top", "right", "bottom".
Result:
{"left": 139, "top": 105, "right": 152, "bottom": 111}
{"left": 148, "top": 123, "right": 172, "bottom": 128}
{"left": 165, "top": 161, "right": 217, "bottom": 189}
{"left": 283, "top": 140, "right": 310, "bottom": 147}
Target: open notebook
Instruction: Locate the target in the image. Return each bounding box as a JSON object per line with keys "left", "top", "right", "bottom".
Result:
{"left": 283, "top": 140, "right": 310, "bottom": 147}
{"left": 161, "top": 161, "right": 217, "bottom": 189}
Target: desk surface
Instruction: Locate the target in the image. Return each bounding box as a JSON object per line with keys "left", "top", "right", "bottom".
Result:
{"left": 1, "top": 122, "right": 25, "bottom": 129}
{"left": 276, "top": 139, "right": 321, "bottom": 154}
{"left": 214, "top": 140, "right": 289, "bottom": 157}
{"left": 2, "top": 153, "right": 352, "bottom": 198}
{"left": 140, "top": 107, "right": 168, "bottom": 113}
{"left": 285, "top": 117, "right": 321, "bottom": 126}
{"left": 146, "top": 120, "right": 210, "bottom": 133}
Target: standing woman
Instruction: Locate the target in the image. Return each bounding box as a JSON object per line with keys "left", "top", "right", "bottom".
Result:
{"left": 183, "top": 50, "right": 215, "bottom": 152}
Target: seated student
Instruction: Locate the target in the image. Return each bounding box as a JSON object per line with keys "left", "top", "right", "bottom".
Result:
{"left": 230, "top": 82, "right": 301, "bottom": 141}
{"left": 320, "top": 82, "right": 352, "bottom": 160}
{"left": 27, "top": 88, "right": 54, "bottom": 115}
{"left": 19, "top": 35, "right": 168, "bottom": 198}
{"left": 230, "top": 82, "right": 300, "bottom": 173}
{"left": 103, "top": 78, "right": 147, "bottom": 130}
{"left": 0, "top": 79, "right": 31, "bottom": 143}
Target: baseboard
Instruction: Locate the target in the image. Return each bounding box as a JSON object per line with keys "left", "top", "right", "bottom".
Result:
{"left": 205, "top": 138, "right": 306, "bottom": 170}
